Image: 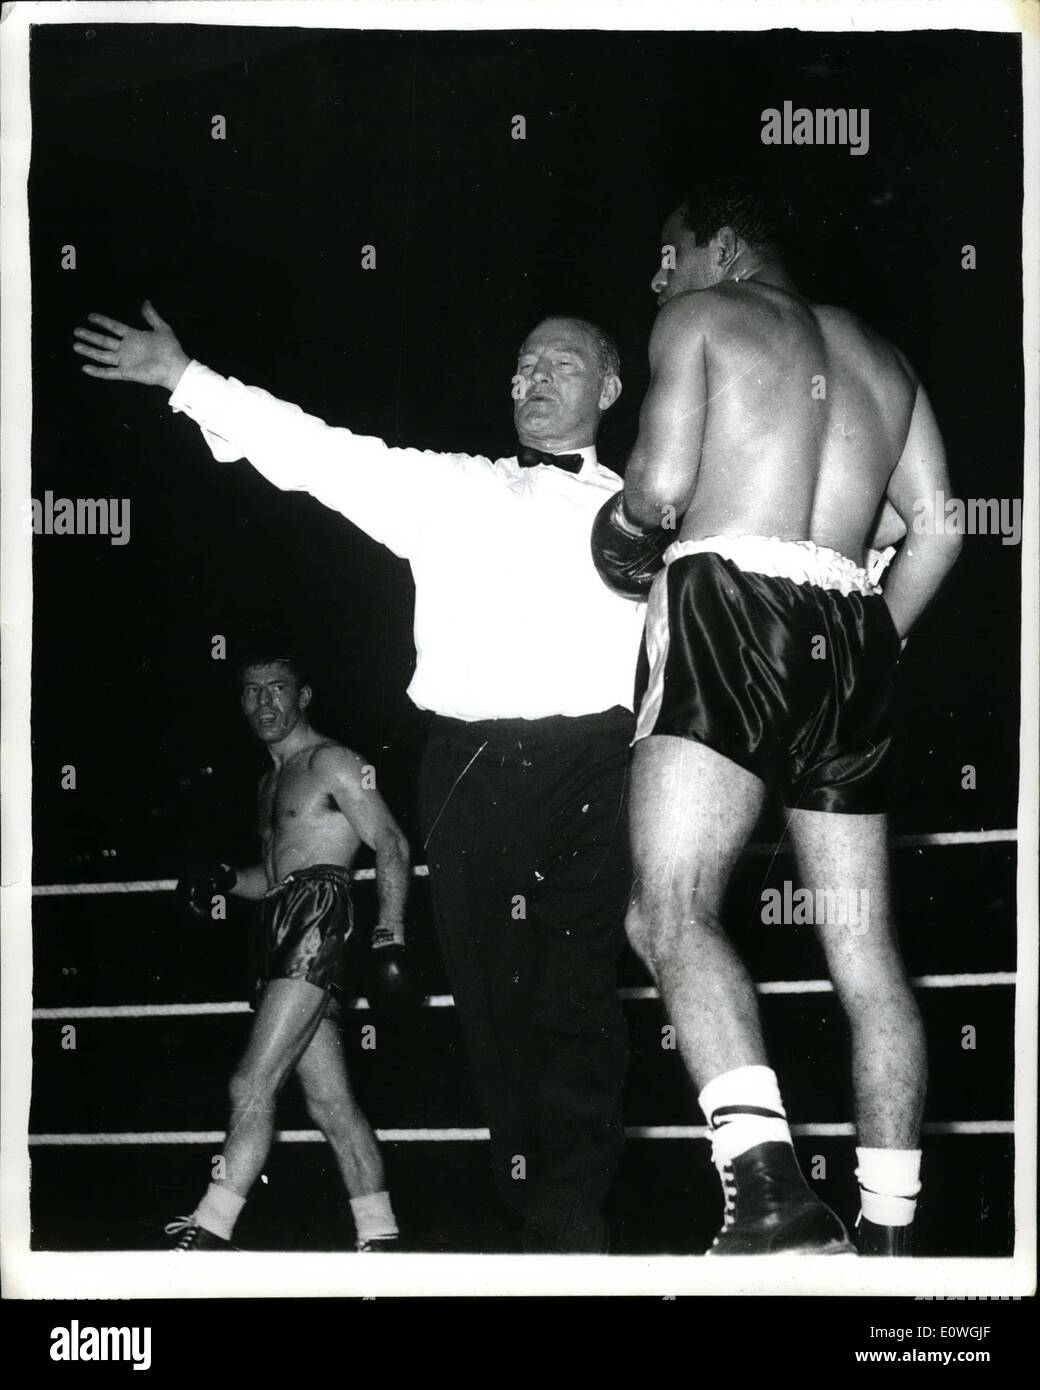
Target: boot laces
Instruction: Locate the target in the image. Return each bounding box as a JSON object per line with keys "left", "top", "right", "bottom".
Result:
{"left": 710, "top": 1161, "right": 738, "bottom": 1249}
{"left": 164, "top": 1216, "right": 201, "bottom": 1250}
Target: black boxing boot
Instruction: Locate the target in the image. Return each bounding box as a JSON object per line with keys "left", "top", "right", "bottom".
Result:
{"left": 706, "top": 1142, "right": 856, "bottom": 1255}
{"left": 164, "top": 1217, "right": 235, "bottom": 1251}
{"left": 856, "top": 1214, "right": 913, "bottom": 1256}
{"left": 355, "top": 1235, "right": 402, "bottom": 1253}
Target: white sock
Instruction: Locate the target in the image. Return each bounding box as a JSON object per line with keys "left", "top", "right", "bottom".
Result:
{"left": 194, "top": 1182, "right": 246, "bottom": 1241}
{"left": 350, "top": 1191, "right": 398, "bottom": 1242}
{"left": 698, "top": 1065, "right": 793, "bottom": 1167}
{"left": 856, "top": 1147, "right": 922, "bottom": 1227}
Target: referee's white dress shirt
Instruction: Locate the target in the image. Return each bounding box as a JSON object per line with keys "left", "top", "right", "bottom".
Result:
{"left": 169, "top": 361, "right": 646, "bottom": 722}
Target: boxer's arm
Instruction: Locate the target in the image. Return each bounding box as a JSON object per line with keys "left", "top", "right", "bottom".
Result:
{"left": 73, "top": 303, "right": 459, "bottom": 559}
{"left": 621, "top": 298, "right": 708, "bottom": 528}
{"left": 230, "top": 863, "right": 268, "bottom": 900}
{"left": 870, "top": 498, "right": 907, "bottom": 550}
{"left": 314, "top": 746, "right": 410, "bottom": 945}
{"left": 881, "top": 383, "right": 962, "bottom": 639}
{"left": 864, "top": 499, "right": 906, "bottom": 591}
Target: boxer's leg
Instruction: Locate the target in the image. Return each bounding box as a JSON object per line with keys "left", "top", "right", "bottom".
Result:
{"left": 295, "top": 1015, "right": 385, "bottom": 1195}
{"left": 223, "top": 977, "right": 329, "bottom": 1187}
{"left": 787, "top": 808, "right": 925, "bottom": 1145}
{"left": 788, "top": 807, "right": 925, "bottom": 1250}
{"left": 627, "top": 734, "right": 768, "bottom": 1086}
{"left": 294, "top": 1016, "right": 398, "bottom": 1247}
{"left": 628, "top": 734, "right": 853, "bottom": 1254}
{"left": 202, "top": 979, "right": 328, "bottom": 1235}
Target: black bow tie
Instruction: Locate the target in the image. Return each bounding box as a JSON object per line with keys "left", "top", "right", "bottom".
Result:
{"left": 517, "top": 445, "right": 585, "bottom": 474}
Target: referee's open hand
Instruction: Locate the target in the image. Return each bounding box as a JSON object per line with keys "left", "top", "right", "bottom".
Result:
{"left": 73, "top": 300, "right": 190, "bottom": 393}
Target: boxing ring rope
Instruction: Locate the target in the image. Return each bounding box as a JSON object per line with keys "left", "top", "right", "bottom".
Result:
{"left": 29, "top": 825, "right": 1017, "bottom": 1148}
{"left": 30, "top": 973, "right": 1017, "bottom": 1022}
{"left": 29, "top": 823, "right": 1018, "bottom": 1017}
{"left": 29, "top": 867, "right": 428, "bottom": 897}
{"left": 29, "top": 1120, "right": 1012, "bottom": 1147}
{"left": 26, "top": 827, "right": 1019, "bottom": 899}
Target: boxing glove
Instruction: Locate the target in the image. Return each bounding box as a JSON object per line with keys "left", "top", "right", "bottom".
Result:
{"left": 176, "top": 862, "right": 237, "bottom": 923}
{"left": 591, "top": 491, "right": 670, "bottom": 598}
{"left": 366, "top": 926, "right": 422, "bottom": 1018}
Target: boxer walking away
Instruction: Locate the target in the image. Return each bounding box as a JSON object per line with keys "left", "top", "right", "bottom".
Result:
{"left": 592, "top": 178, "right": 961, "bottom": 1255}
{"left": 168, "top": 642, "right": 411, "bottom": 1251}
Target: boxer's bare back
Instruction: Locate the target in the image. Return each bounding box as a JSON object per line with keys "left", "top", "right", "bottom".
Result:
{"left": 628, "top": 213, "right": 955, "bottom": 639}
{"left": 646, "top": 281, "right": 919, "bottom": 563}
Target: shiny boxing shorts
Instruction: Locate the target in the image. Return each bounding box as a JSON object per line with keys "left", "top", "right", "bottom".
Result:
{"left": 633, "top": 536, "right": 902, "bottom": 813}
{"left": 255, "top": 864, "right": 354, "bottom": 1022}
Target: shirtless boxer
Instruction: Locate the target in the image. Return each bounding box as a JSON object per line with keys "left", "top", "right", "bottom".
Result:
{"left": 592, "top": 178, "right": 961, "bottom": 1255}
{"left": 167, "top": 644, "right": 411, "bottom": 1250}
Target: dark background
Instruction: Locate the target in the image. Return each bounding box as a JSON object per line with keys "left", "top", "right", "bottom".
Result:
{"left": 29, "top": 23, "right": 1023, "bottom": 875}
{"left": 25, "top": 23, "right": 1023, "bottom": 1257}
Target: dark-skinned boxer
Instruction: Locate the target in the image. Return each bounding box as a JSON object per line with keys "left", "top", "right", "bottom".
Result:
{"left": 593, "top": 178, "right": 960, "bottom": 1256}
{"left": 168, "top": 644, "right": 412, "bottom": 1250}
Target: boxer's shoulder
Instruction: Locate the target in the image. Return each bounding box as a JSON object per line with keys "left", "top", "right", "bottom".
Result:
{"left": 652, "top": 287, "right": 730, "bottom": 337}
{"left": 813, "top": 302, "right": 917, "bottom": 383}
{"left": 306, "top": 740, "right": 365, "bottom": 782}
{"left": 649, "top": 288, "right": 756, "bottom": 368}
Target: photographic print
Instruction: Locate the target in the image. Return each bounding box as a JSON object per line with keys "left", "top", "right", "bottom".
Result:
{"left": 2, "top": 0, "right": 1036, "bottom": 1340}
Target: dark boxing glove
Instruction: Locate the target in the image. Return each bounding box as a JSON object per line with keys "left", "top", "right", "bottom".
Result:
{"left": 366, "top": 925, "right": 423, "bottom": 1018}
{"left": 591, "top": 491, "right": 670, "bottom": 598}
{"left": 176, "top": 862, "right": 237, "bottom": 923}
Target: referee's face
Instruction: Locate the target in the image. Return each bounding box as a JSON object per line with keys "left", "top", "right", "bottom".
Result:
{"left": 514, "top": 318, "right": 617, "bottom": 451}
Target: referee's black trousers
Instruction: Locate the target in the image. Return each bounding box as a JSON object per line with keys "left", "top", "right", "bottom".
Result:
{"left": 418, "top": 707, "right": 632, "bottom": 1253}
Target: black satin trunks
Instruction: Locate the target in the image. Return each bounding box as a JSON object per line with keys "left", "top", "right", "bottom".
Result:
{"left": 256, "top": 864, "right": 354, "bottom": 1016}
{"left": 633, "top": 549, "right": 901, "bottom": 813}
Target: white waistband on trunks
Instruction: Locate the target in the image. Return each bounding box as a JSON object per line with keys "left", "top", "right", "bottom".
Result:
{"left": 662, "top": 535, "right": 882, "bottom": 597}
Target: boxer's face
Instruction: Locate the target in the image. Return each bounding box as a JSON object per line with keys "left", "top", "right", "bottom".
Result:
{"left": 513, "top": 318, "right": 619, "bottom": 450}
{"left": 650, "top": 207, "right": 721, "bottom": 304}
{"left": 240, "top": 661, "right": 311, "bottom": 744}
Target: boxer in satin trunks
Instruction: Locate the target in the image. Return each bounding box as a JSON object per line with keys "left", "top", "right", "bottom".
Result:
{"left": 166, "top": 646, "right": 410, "bottom": 1251}
{"left": 258, "top": 863, "right": 355, "bottom": 1023}
{"left": 633, "top": 535, "right": 901, "bottom": 813}
{"left": 589, "top": 177, "right": 960, "bottom": 1258}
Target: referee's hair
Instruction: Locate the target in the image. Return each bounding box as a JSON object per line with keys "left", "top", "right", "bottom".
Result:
{"left": 523, "top": 316, "right": 621, "bottom": 380}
